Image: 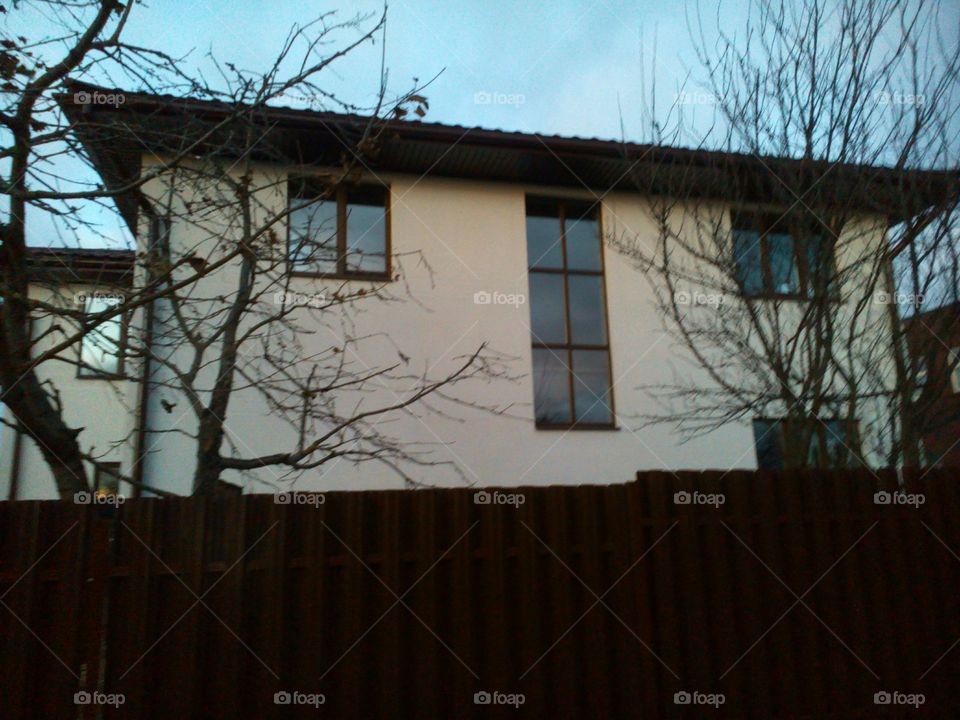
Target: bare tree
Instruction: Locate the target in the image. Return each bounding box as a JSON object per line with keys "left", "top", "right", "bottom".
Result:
{"left": 610, "top": 0, "right": 959, "bottom": 468}
{"left": 1, "top": 1, "right": 507, "bottom": 497}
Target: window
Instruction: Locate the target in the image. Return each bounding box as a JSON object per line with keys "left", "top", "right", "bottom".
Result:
{"left": 526, "top": 197, "right": 614, "bottom": 428}
{"left": 78, "top": 293, "right": 124, "bottom": 378}
{"left": 94, "top": 462, "right": 121, "bottom": 498}
{"left": 288, "top": 180, "right": 389, "bottom": 278}
{"left": 732, "top": 213, "right": 836, "bottom": 298}
{"left": 753, "top": 418, "right": 858, "bottom": 469}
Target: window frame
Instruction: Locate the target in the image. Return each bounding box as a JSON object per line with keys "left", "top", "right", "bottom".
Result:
{"left": 77, "top": 292, "right": 128, "bottom": 380}
{"left": 526, "top": 196, "right": 617, "bottom": 430}
{"left": 287, "top": 180, "right": 392, "bottom": 281}
{"left": 732, "top": 212, "right": 838, "bottom": 300}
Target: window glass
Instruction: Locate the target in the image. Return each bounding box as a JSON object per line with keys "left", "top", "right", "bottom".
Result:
{"left": 950, "top": 348, "right": 960, "bottom": 393}
{"left": 345, "top": 195, "right": 387, "bottom": 273}
{"left": 288, "top": 183, "right": 388, "bottom": 276}
{"left": 572, "top": 350, "right": 613, "bottom": 424}
{"left": 564, "top": 212, "right": 602, "bottom": 271}
{"left": 753, "top": 419, "right": 784, "bottom": 469}
{"left": 289, "top": 197, "right": 338, "bottom": 274}
{"left": 526, "top": 215, "right": 564, "bottom": 269}
{"left": 767, "top": 232, "right": 799, "bottom": 294}
{"left": 733, "top": 230, "right": 764, "bottom": 295}
{"left": 95, "top": 462, "right": 121, "bottom": 498}
{"left": 80, "top": 295, "right": 123, "bottom": 377}
{"left": 805, "top": 234, "right": 835, "bottom": 296}
{"left": 567, "top": 275, "right": 607, "bottom": 345}
{"left": 532, "top": 349, "right": 572, "bottom": 424}
{"left": 528, "top": 273, "right": 567, "bottom": 343}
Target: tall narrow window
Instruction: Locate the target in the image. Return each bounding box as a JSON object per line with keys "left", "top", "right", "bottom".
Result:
{"left": 78, "top": 292, "right": 124, "bottom": 378}
{"left": 526, "top": 197, "right": 614, "bottom": 428}
{"left": 288, "top": 180, "right": 389, "bottom": 278}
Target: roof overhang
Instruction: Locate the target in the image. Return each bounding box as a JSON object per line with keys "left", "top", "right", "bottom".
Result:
{"left": 58, "top": 81, "right": 959, "bottom": 235}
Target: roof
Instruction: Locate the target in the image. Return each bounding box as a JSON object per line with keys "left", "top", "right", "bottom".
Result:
{"left": 24, "top": 247, "right": 134, "bottom": 285}
{"left": 59, "top": 80, "right": 958, "bottom": 233}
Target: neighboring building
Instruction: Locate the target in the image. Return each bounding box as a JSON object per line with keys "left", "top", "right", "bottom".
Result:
{"left": 905, "top": 302, "right": 960, "bottom": 466}
{"left": 0, "top": 84, "right": 951, "bottom": 498}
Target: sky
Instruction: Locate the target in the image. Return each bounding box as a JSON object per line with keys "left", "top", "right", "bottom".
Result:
{"left": 5, "top": 0, "right": 960, "bottom": 247}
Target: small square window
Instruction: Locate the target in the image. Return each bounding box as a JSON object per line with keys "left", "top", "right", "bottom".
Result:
{"left": 288, "top": 181, "right": 389, "bottom": 278}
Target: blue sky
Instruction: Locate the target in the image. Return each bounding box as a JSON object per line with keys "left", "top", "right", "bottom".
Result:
{"left": 7, "top": 0, "right": 959, "bottom": 247}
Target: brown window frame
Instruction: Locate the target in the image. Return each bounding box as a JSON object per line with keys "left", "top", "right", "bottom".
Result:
{"left": 732, "top": 212, "right": 839, "bottom": 301}
{"left": 526, "top": 196, "right": 617, "bottom": 430}
{"left": 287, "top": 179, "right": 392, "bottom": 281}
{"left": 77, "top": 292, "right": 128, "bottom": 381}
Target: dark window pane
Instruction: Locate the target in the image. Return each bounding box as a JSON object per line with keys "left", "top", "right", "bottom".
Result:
{"left": 805, "top": 235, "right": 835, "bottom": 297}
{"left": 767, "top": 232, "right": 799, "bottom": 295}
{"left": 822, "top": 420, "right": 852, "bottom": 468}
{"left": 526, "top": 215, "right": 564, "bottom": 269}
{"left": 733, "top": 230, "right": 764, "bottom": 295}
{"left": 753, "top": 419, "right": 784, "bottom": 469}
{"left": 80, "top": 295, "right": 122, "bottom": 376}
{"left": 289, "top": 198, "right": 338, "bottom": 274}
{"left": 572, "top": 350, "right": 613, "bottom": 424}
{"left": 567, "top": 275, "right": 607, "bottom": 345}
{"left": 95, "top": 463, "right": 121, "bottom": 497}
{"left": 564, "top": 213, "right": 601, "bottom": 271}
{"left": 528, "top": 273, "right": 567, "bottom": 343}
{"left": 345, "top": 194, "right": 386, "bottom": 274}
{"left": 532, "top": 349, "right": 572, "bottom": 424}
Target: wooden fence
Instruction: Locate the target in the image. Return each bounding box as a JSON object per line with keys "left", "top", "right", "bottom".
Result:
{"left": 0, "top": 469, "right": 958, "bottom": 718}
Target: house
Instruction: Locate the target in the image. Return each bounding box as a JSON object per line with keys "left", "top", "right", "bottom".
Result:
{"left": 905, "top": 301, "right": 960, "bottom": 466}
{"left": 1, "top": 83, "right": 953, "bottom": 498}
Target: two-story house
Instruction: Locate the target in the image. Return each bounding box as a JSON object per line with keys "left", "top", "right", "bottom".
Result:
{"left": 1, "top": 83, "right": 951, "bottom": 498}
